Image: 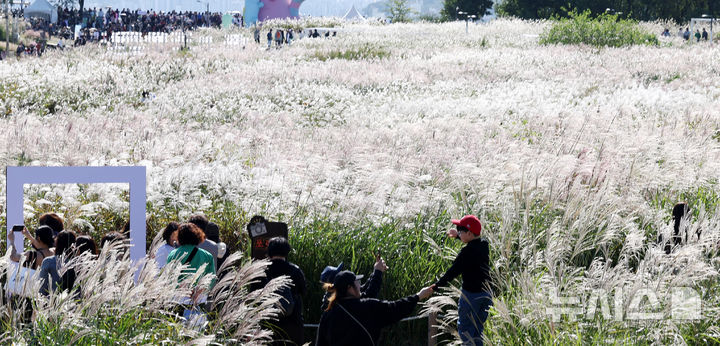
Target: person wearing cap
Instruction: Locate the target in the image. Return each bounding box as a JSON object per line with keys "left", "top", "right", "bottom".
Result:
{"left": 315, "top": 270, "right": 433, "bottom": 346}
{"left": 432, "top": 215, "right": 492, "bottom": 345}
{"left": 319, "top": 254, "right": 388, "bottom": 311}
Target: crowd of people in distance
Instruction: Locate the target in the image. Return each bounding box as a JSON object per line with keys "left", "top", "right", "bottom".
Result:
{"left": 3, "top": 7, "right": 342, "bottom": 61}
{"left": 11, "top": 41, "right": 47, "bottom": 59}
{"left": 26, "top": 7, "right": 234, "bottom": 38}
{"left": 261, "top": 28, "right": 296, "bottom": 48}
{"left": 254, "top": 27, "right": 337, "bottom": 49}
{"left": 662, "top": 26, "right": 713, "bottom": 42}
{"left": 2, "top": 7, "right": 242, "bottom": 60}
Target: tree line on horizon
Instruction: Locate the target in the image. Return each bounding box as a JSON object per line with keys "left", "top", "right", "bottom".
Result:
{"left": 493, "top": 0, "right": 719, "bottom": 22}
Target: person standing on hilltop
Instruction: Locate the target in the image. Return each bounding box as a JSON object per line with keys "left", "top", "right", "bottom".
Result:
{"left": 432, "top": 215, "right": 493, "bottom": 345}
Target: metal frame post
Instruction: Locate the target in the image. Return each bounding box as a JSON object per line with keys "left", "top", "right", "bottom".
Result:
{"left": 5, "top": 0, "right": 9, "bottom": 53}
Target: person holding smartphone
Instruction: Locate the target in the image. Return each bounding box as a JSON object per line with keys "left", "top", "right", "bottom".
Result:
{"left": 319, "top": 253, "right": 388, "bottom": 311}
{"left": 432, "top": 215, "right": 493, "bottom": 345}
{"left": 9, "top": 225, "right": 55, "bottom": 270}
{"left": 316, "top": 270, "right": 433, "bottom": 346}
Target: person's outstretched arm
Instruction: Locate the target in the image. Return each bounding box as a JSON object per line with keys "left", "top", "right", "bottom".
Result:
{"left": 8, "top": 231, "right": 22, "bottom": 262}
{"left": 433, "top": 246, "right": 466, "bottom": 288}
{"left": 374, "top": 286, "right": 433, "bottom": 327}
{"left": 22, "top": 227, "right": 42, "bottom": 251}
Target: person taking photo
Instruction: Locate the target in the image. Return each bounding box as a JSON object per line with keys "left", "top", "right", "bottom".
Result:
{"left": 316, "top": 270, "right": 433, "bottom": 345}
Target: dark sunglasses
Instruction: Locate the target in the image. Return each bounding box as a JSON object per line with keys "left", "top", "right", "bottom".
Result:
{"left": 456, "top": 225, "right": 469, "bottom": 233}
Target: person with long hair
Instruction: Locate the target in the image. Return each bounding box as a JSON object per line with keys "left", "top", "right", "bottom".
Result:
{"left": 319, "top": 254, "right": 388, "bottom": 311}
{"left": 75, "top": 235, "right": 99, "bottom": 256}
{"left": 155, "top": 222, "right": 179, "bottom": 269}
{"left": 9, "top": 225, "right": 55, "bottom": 270}
{"left": 316, "top": 270, "right": 433, "bottom": 345}
{"left": 38, "top": 230, "right": 77, "bottom": 295}
{"left": 73, "top": 235, "right": 99, "bottom": 296}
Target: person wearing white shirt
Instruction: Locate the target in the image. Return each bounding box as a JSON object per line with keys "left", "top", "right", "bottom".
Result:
{"left": 155, "top": 222, "right": 179, "bottom": 269}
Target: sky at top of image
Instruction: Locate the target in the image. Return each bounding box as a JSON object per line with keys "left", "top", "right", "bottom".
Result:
{"left": 82, "top": 0, "right": 379, "bottom": 17}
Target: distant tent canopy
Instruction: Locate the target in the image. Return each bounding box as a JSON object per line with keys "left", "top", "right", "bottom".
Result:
{"left": 342, "top": 5, "right": 365, "bottom": 21}
{"left": 24, "top": 0, "right": 58, "bottom": 23}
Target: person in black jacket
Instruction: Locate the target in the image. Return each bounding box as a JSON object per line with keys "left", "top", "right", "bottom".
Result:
{"left": 432, "top": 215, "right": 492, "bottom": 345}
{"left": 316, "top": 270, "right": 433, "bottom": 346}
{"left": 252, "top": 237, "right": 306, "bottom": 345}
{"left": 319, "top": 254, "right": 388, "bottom": 311}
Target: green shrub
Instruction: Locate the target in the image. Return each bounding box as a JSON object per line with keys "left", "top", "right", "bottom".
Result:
{"left": 540, "top": 10, "right": 659, "bottom": 48}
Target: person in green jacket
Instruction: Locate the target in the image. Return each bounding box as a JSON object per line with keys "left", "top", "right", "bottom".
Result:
{"left": 167, "top": 223, "right": 216, "bottom": 290}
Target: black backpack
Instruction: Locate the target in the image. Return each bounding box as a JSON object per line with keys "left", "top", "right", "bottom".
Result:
{"left": 276, "top": 284, "right": 296, "bottom": 318}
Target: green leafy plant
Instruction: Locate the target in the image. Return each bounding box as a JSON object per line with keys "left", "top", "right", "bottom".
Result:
{"left": 386, "top": 0, "right": 415, "bottom": 23}
{"left": 540, "top": 9, "right": 659, "bottom": 48}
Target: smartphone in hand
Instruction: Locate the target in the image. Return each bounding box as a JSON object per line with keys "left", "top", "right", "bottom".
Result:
{"left": 11, "top": 225, "right": 24, "bottom": 232}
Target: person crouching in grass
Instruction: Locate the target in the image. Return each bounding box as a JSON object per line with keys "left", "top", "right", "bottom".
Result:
{"left": 167, "top": 223, "right": 216, "bottom": 305}
{"left": 432, "top": 215, "right": 492, "bottom": 345}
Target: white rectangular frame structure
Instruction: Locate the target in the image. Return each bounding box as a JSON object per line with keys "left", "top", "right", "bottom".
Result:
{"left": 690, "top": 18, "right": 715, "bottom": 44}
{"left": 5, "top": 166, "right": 146, "bottom": 263}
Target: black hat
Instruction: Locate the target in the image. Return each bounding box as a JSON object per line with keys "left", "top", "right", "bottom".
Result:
{"left": 320, "top": 262, "right": 344, "bottom": 283}
{"left": 332, "top": 270, "right": 364, "bottom": 289}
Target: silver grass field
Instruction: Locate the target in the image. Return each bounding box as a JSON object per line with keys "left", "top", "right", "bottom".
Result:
{"left": 1, "top": 18, "right": 719, "bottom": 344}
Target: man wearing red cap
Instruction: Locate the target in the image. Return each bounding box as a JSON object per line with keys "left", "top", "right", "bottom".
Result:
{"left": 432, "top": 215, "right": 492, "bottom": 345}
